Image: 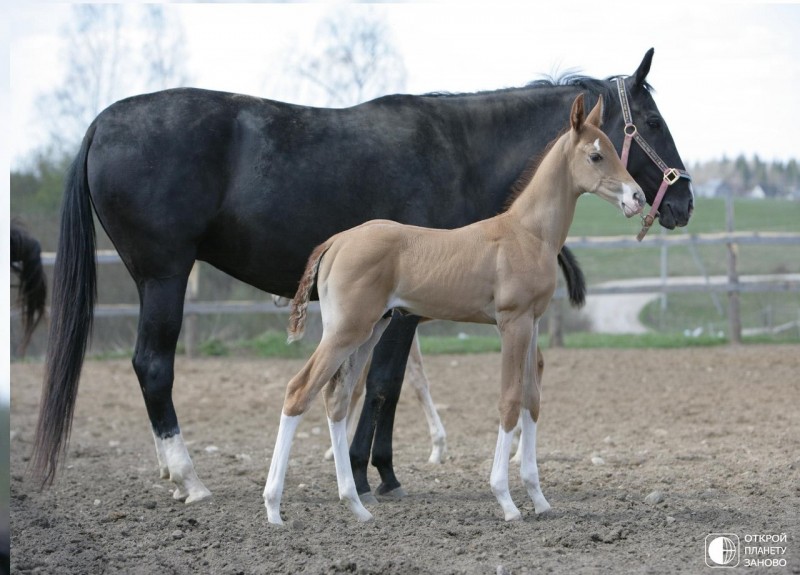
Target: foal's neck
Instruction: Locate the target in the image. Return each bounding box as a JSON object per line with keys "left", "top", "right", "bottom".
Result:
{"left": 506, "top": 137, "right": 579, "bottom": 250}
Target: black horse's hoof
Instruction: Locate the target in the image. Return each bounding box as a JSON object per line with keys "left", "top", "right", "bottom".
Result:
{"left": 359, "top": 491, "right": 379, "bottom": 505}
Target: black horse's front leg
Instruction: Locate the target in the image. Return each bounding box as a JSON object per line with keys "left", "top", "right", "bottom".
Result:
{"left": 350, "top": 312, "right": 420, "bottom": 499}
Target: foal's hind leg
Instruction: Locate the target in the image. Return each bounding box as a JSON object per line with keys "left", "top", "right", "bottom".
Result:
{"left": 264, "top": 340, "right": 346, "bottom": 525}
{"left": 323, "top": 316, "right": 391, "bottom": 521}
{"left": 323, "top": 358, "right": 369, "bottom": 462}
{"left": 133, "top": 274, "right": 211, "bottom": 504}
{"left": 264, "top": 318, "right": 386, "bottom": 525}
{"left": 406, "top": 333, "right": 448, "bottom": 464}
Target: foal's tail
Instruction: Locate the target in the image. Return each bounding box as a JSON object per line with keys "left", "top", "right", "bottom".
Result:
{"left": 287, "top": 241, "right": 331, "bottom": 343}
{"left": 10, "top": 220, "right": 48, "bottom": 356}
{"left": 30, "top": 124, "right": 98, "bottom": 486}
{"left": 557, "top": 246, "right": 586, "bottom": 308}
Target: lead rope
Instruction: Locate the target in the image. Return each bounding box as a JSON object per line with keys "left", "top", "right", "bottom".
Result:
{"left": 614, "top": 77, "right": 691, "bottom": 241}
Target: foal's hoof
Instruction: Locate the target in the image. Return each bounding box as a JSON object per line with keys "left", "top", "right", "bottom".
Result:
{"left": 184, "top": 488, "right": 213, "bottom": 505}
{"left": 375, "top": 485, "right": 407, "bottom": 499}
{"left": 266, "top": 512, "right": 284, "bottom": 526}
{"left": 172, "top": 484, "right": 212, "bottom": 504}
{"left": 358, "top": 491, "right": 379, "bottom": 505}
{"left": 533, "top": 497, "right": 552, "bottom": 515}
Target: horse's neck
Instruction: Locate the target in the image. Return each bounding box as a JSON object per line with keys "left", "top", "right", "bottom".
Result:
{"left": 506, "top": 137, "right": 579, "bottom": 249}
{"left": 438, "top": 89, "right": 577, "bottom": 206}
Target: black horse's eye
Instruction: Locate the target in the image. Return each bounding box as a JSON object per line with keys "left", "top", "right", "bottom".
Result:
{"left": 646, "top": 117, "right": 661, "bottom": 130}
{"left": 589, "top": 152, "right": 603, "bottom": 162}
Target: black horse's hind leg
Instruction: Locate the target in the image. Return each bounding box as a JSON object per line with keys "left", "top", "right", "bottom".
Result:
{"left": 132, "top": 271, "right": 211, "bottom": 504}
{"left": 350, "top": 313, "right": 420, "bottom": 499}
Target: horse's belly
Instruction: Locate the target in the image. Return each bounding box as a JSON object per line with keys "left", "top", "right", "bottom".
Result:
{"left": 389, "top": 282, "right": 496, "bottom": 325}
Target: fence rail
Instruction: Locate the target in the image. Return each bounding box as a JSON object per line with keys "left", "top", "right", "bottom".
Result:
{"left": 26, "top": 230, "right": 800, "bottom": 351}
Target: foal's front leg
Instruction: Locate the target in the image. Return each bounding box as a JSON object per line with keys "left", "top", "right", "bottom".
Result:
{"left": 519, "top": 328, "right": 551, "bottom": 515}
{"left": 490, "top": 315, "right": 535, "bottom": 521}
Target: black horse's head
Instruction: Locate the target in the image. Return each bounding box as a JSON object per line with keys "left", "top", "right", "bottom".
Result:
{"left": 605, "top": 49, "right": 694, "bottom": 229}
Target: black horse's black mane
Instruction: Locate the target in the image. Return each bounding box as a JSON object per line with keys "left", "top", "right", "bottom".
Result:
{"left": 423, "top": 73, "right": 653, "bottom": 100}
{"left": 529, "top": 73, "right": 653, "bottom": 93}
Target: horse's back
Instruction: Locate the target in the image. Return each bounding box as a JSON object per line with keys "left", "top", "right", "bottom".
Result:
{"left": 80, "top": 87, "right": 503, "bottom": 291}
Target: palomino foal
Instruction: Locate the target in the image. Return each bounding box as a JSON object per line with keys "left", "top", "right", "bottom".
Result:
{"left": 264, "top": 94, "right": 644, "bottom": 524}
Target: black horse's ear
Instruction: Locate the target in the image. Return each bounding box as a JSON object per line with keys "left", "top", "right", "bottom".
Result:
{"left": 633, "top": 48, "right": 655, "bottom": 88}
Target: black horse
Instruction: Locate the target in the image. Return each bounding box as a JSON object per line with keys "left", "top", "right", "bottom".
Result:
{"left": 10, "top": 220, "right": 47, "bottom": 357}
{"left": 33, "top": 49, "right": 693, "bottom": 503}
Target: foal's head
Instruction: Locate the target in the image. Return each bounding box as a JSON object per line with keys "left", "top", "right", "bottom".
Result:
{"left": 568, "top": 94, "right": 645, "bottom": 218}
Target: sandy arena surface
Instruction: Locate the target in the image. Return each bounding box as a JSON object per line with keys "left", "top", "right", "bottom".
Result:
{"left": 10, "top": 346, "right": 800, "bottom": 574}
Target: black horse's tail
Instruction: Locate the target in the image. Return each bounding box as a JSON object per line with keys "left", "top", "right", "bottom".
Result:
{"left": 557, "top": 246, "right": 586, "bottom": 308}
{"left": 31, "top": 124, "right": 98, "bottom": 486}
{"left": 10, "top": 220, "right": 47, "bottom": 356}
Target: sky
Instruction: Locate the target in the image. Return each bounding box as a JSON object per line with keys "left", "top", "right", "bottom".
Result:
{"left": 5, "top": 2, "right": 800, "bottom": 169}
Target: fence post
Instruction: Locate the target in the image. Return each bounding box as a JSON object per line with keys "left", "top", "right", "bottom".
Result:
{"left": 659, "top": 226, "right": 668, "bottom": 328}
{"left": 184, "top": 263, "right": 200, "bottom": 357}
{"left": 726, "top": 190, "right": 742, "bottom": 344}
{"left": 548, "top": 294, "right": 564, "bottom": 348}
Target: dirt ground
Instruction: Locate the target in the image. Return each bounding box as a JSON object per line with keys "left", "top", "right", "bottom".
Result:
{"left": 9, "top": 346, "right": 800, "bottom": 574}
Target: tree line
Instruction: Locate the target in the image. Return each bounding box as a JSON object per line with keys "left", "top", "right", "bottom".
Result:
{"left": 689, "top": 154, "right": 800, "bottom": 199}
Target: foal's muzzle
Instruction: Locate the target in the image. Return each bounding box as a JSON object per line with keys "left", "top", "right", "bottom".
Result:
{"left": 621, "top": 184, "right": 646, "bottom": 218}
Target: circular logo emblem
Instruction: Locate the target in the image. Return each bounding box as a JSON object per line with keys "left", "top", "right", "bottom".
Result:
{"left": 708, "top": 536, "right": 737, "bottom": 565}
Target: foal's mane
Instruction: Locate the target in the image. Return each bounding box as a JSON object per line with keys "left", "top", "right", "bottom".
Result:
{"left": 501, "top": 129, "right": 566, "bottom": 212}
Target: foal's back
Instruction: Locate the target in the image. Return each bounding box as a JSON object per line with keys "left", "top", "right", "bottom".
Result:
{"left": 319, "top": 215, "right": 554, "bottom": 325}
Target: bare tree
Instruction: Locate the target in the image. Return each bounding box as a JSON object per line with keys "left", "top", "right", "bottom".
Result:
{"left": 36, "top": 5, "right": 191, "bottom": 158}
{"left": 141, "top": 6, "right": 191, "bottom": 91}
{"left": 286, "top": 9, "right": 406, "bottom": 107}
{"left": 38, "top": 5, "right": 125, "bottom": 155}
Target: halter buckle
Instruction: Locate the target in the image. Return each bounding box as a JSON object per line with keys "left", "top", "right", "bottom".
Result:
{"left": 663, "top": 168, "right": 680, "bottom": 185}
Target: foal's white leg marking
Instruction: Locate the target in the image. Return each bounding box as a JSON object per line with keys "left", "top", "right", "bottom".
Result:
{"left": 519, "top": 410, "right": 551, "bottom": 514}
{"left": 264, "top": 413, "right": 303, "bottom": 525}
{"left": 156, "top": 433, "right": 212, "bottom": 504}
{"left": 328, "top": 416, "right": 373, "bottom": 522}
{"left": 490, "top": 425, "right": 521, "bottom": 521}
{"left": 407, "top": 335, "right": 447, "bottom": 464}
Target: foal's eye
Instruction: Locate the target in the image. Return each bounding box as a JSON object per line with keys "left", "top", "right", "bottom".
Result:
{"left": 589, "top": 152, "right": 603, "bottom": 163}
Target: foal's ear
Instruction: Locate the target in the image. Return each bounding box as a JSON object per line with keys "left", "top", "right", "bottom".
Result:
{"left": 570, "top": 93, "right": 586, "bottom": 132}
{"left": 586, "top": 94, "right": 603, "bottom": 128}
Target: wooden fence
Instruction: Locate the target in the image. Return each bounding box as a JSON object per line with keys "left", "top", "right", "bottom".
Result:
{"left": 30, "top": 230, "right": 800, "bottom": 353}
